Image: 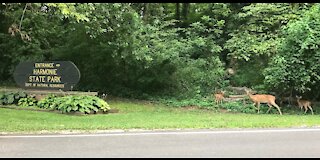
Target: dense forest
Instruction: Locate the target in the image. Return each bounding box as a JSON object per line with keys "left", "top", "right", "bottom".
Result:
{"left": 1, "top": 3, "right": 320, "bottom": 102}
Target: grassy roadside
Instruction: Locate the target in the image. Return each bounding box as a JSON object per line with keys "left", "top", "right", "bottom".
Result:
{"left": 1, "top": 97, "right": 320, "bottom": 134}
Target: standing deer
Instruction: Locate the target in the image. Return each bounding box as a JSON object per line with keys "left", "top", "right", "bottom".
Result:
{"left": 296, "top": 96, "right": 314, "bottom": 115}
{"left": 214, "top": 91, "right": 225, "bottom": 105}
{"left": 245, "top": 89, "right": 282, "bottom": 115}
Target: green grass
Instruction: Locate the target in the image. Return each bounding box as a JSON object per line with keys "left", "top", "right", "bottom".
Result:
{"left": 1, "top": 97, "right": 320, "bottom": 134}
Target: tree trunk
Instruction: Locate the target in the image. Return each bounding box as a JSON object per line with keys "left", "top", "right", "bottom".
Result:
{"left": 142, "top": 3, "right": 148, "bottom": 22}
{"left": 175, "top": 3, "right": 180, "bottom": 20}
{"left": 182, "top": 3, "right": 189, "bottom": 21}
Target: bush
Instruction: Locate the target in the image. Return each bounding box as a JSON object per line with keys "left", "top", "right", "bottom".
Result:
{"left": 18, "top": 97, "right": 37, "bottom": 108}
{"left": 39, "top": 95, "right": 111, "bottom": 114}
{"left": 0, "top": 91, "right": 27, "bottom": 105}
{"left": 171, "top": 57, "right": 228, "bottom": 99}
{"left": 263, "top": 5, "right": 320, "bottom": 98}
{"left": 37, "top": 94, "right": 58, "bottom": 110}
{"left": 1, "top": 92, "right": 111, "bottom": 115}
{"left": 161, "top": 98, "right": 215, "bottom": 108}
{"left": 220, "top": 101, "right": 257, "bottom": 114}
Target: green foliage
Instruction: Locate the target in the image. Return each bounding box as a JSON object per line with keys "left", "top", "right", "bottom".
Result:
{"left": 225, "top": 3, "right": 305, "bottom": 61}
{"left": 171, "top": 57, "right": 227, "bottom": 98}
{"left": 128, "top": 15, "right": 227, "bottom": 98}
{"left": 18, "top": 97, "right": 37, "bottom": 107}
{"left": 2, "top": 92, "right": 111, "bottom": 115}
{"left": 52, "top": 8, "right": 228, "bottom": 98}
{"left": 39, "top": 95, "right": 111, "bottom": 114}
{"left": 46, "top": 3, "right": 91, "bottom": 22}
{"left": 1, "top": 3, "right": 318, "bottom": 101}
{"left": 0, "top": 3, "right": 68, "bottom": 80}
{"left": 224, "top": 3, "right": 310, "bottom": 88}
{"left": 220, "top": 101, "right": 257, "bottom": 114}
{"left": 264, "top": 4, "right": 320, "bottom": 98}
{"left": 0, "top": 91, "right": 27, "bottom": 105}
{"left": 156, "top": 97, "right": 216, "bottom": 108}
{"left": 229, "top": 58, "right": 266, "bottom": 87}
{"left": 37, "top": 94, "right": 58, "bottom": 110}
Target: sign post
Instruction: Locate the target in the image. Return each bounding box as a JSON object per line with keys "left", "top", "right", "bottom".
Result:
{"left": 13, "top": 61, "right": 81, "bottom": 91}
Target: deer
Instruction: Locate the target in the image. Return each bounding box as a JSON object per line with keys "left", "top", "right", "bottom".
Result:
{"left": 245, "top": 89, "right": 282, "bottom": 115}
{"left": 296, "top": 96, "right": 314, "bottom": 115}
{"left": 279, "top": 96, "right": 295, "bottom": 106}
{"left": 214, "top": 91, "right": 225, "bottom": 105}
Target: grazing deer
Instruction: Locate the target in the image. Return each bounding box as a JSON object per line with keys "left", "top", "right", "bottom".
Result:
{"left": 296, "top": 96, "right": 314, "bottom": 115}
{"left": 214, "top": 91, "right": 225, "bottom": 105}
{"left": 245, "top": 89, "right": 282, "bottom": 115}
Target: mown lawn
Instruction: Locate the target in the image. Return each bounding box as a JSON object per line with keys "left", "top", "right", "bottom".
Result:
{"left": 1, "top": 97, "right": 320, "bottom": 134}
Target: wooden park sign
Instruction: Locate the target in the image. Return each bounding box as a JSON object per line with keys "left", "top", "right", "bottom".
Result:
{"left": 13, "top": 61, "right": 80, "bottom": 91}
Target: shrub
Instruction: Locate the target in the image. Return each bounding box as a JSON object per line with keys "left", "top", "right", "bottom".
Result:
{"left": 18, "top": 97, "right": 37, "bottom": 108}
{"left": 40, "top": 95, "right": 111, "bottom": 114}
{"left": 220, "top": 101, "right": 257, "bottom": 114}
{"left": 155, "top": 96, "right": 217, "bottom": 110}
{"left": 37, "top": 94, "right": 58, "bottom": 110}
{"left": 0, "top": 91, "right": 27, "bottom": 105}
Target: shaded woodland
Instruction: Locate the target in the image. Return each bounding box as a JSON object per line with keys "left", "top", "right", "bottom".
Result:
{"left": 1, "top": 3, "right": 320, "bottom": 102}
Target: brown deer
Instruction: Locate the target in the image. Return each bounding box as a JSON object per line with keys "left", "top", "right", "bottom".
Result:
{"left": 214, "top": 91, "right": 225, "bottom": 105}
{"left": 245, "top": 89, "right": 282, "bottom": 115}
{"left": 296, "top": 96, "right": 314, "bottom": 115}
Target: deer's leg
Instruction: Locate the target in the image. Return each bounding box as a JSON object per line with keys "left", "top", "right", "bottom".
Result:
{"left": 252, "top": 102, "right": 257, "bottom": 110}
{"left": 257, "top": 103, "right": 260, "bottom": 114}
{"left": 271, "top": 102, "right": 282, "bottom": 115}
{"left": 308, "top": 105, "right": 314, "bottom": 115}
{"left": 266, "top": 103, "right": 273, "bottom": 113}
{"left": 304, "top": 105, "right": 308, "bottom": 114}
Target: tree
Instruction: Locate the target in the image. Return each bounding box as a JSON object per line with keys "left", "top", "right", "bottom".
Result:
{"left": 224, "top": 3, "right": 309, "bottom": 88}
{"left": 264, "top": 4, "right": 320, "bottom": 99}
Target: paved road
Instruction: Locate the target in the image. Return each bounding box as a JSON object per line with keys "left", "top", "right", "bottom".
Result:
{"left": 1, "top": 128, "right": 320, "bottom": 158}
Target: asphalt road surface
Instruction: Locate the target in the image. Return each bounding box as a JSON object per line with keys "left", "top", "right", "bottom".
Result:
{"left": 1, "top": 128, "right": 320, "bottom": 158}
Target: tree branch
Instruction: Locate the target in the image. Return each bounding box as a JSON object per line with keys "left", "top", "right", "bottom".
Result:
{"left": 19, "top": 3, "right": 28, "bottom": 30}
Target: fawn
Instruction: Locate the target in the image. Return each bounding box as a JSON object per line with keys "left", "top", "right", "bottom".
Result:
{"left": 296, "top": 96, "right": 314, "bottom": 115}
{"left": 214, "top": 91, "right": 225, "bottom": 105}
